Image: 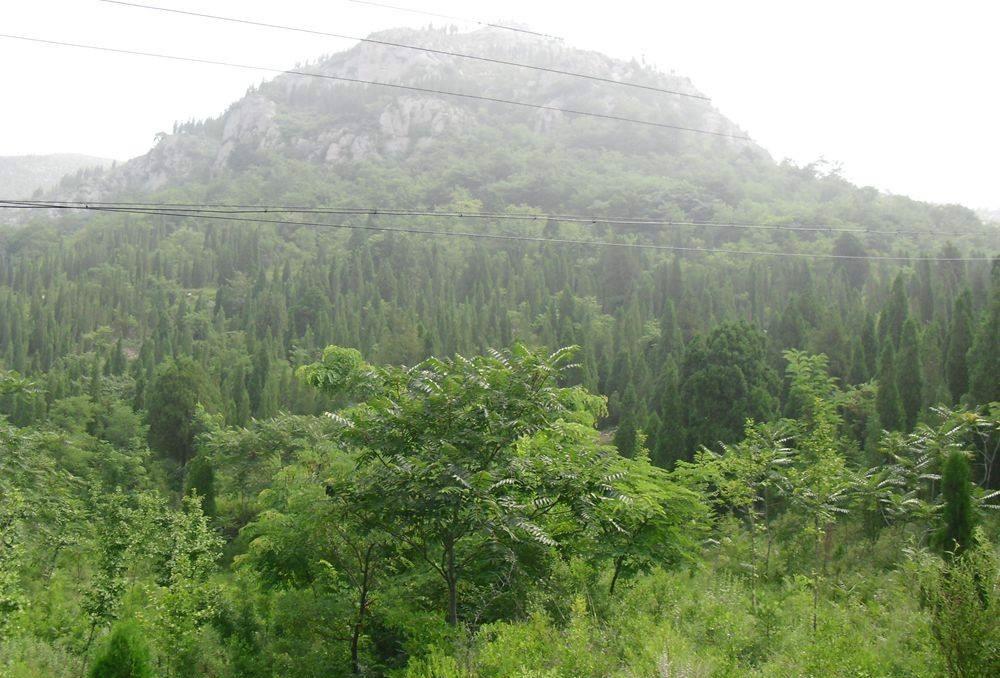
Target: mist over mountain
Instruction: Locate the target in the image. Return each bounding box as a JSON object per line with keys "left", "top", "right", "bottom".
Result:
{"left": 0, "top": 153, "right": 113, "bottom": 199}
{"left": 45, "top": 26, "right": 991, "bottom": 249}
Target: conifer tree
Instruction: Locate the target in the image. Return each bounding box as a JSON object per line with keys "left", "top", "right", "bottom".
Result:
{"left": 185, "top": 455, "right": 217, "bottom": 519}
{"left": 897, "top": 318, "right": 924, "bottom": 431}
{"left": 946, "top": 289, "right": 974, "bottom": 403}
{"left": 876, "top": 343, "right": 904, "bottom": 432}
{"left": 878, "top": 272, "right": 909, "bottom": 348}
{"left": 968, "top": 261, "right": 999, "bottom": 405}
{"left": 936, "top": 450, "right": 976, "bottom": 558}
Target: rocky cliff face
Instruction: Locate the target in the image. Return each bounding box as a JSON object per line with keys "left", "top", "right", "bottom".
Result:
{"left": 53, "top": 26, "right": 751, "bottom": 201}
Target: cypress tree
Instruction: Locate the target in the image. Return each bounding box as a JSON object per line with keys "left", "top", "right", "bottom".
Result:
{"left": 897, "top": 318, "right": 924, "bottom": 431}
{"left": 108, "top": 338, "right": 127, "bottom": 376}
{"left": 860, "top": 313, "right": 878, "bottom": 377}
{"left": 185, "top": 454, "right": 217, "bottom": 518}
{"left": 967, "top": 261, "right": 999, "bottom": 405}
{"left": 878, "top": 273, "right": 909, "bottom": 348}
{"left": 936, "top": 450, "right": 976, "bottom": 558}
{"left": 876, "top": 343, "right": 904, "bottom": 432}
{"left": 946, "top": 289, "right": 974, "bottom": 403}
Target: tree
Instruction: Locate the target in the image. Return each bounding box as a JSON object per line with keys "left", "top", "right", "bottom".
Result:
{"left": 650, "top": 358, "right": 685, "bottom": 468}
{"left": 184, "top": 454, "right": 217, "bottom": 518}
{"left": 88, "top": 620, "right": 153, "bottom": 678}
{"left": 936, "top": 450, "right": 976, "bottom": 558}
{"left": 876, "top": 343, "right": 905, "bottom": 432}
{"left": 968, "top": 261, "right": 999, "bottom": 406}
{"left": 146, "top": 358, "right": 214, "bottom": 467}
{"left": 919, "top": 546, "right": 1000, "bottom": 678}
{"left": 878, "top": 272, "right": 909, "bottom": 348}
{"left": 700, "top": 420, "right": 794, "bottom": 610}
{"left": 783, "top": 352, "right": 855, "bottom": 633}
{"left": 946, "top": 289, "right": 974, "bottom": 403}
{"left": 832, "top": 233, "right": 870, "bottom": 289}
{"left": 300, "top": 344, "right": 626, "bottom": 625}
{"left": 679, "top": 322, "right": 779, "bottom": 453}
{"left": 596, "top": 449, "right": 708, "bottom": 595}
{"left": 897, "top": 318, "right": 924, "bottom": 431}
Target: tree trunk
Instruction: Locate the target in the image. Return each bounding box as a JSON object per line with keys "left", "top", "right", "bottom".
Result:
{"left": 609, "top": 555, "right": 625, "bottom": 596}
{"left": 749, "top": 508, "right": 758, "bottom": 612}
{"left": 812, "top": 516, "right": 820, "bottom": 635}
{"left": 446, "top": 541, "right": 458, "bottom": 625}
{"left": 350, "top": 545, "right": 375, "bottom": 675}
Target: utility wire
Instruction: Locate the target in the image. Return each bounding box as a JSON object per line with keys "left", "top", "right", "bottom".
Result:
{"left": 99, "top": 1, "right": 707, "bottom": 100}
{"left": 3, "top": 199, "right": 993, "bottom": 238}
{"left": 0, "top": 33, "right": 742, "bottom": 139}
{"left": 3, "top": 201, "right": 992, "bottom": 262}
{"left": 345, "top": 0, "right": 564, "bottom": 41}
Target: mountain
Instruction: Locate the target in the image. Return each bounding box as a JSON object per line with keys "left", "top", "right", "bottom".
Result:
{"left": 0, "top": 153, "right": 113, "bottom": 199}
{"left": 36, "top": 25, "right": 992, "bottom": 256}
{"left": 2, "top": 25, "right": 999, "bottom": 677}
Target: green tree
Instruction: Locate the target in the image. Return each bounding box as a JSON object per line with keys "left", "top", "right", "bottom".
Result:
{"left": 596, "top": 448, "right": 708, "bottom": 595}
{"left": 146, "top": 358, "right": 214, "bottom": 467}
{"left": 301, "top": 344, "right": 626, "bottom": 625}
{"left": 946, "top": 289, "right": 974, "bottom": 403}
{"left": 897, "top": 318, "right": 924, "bottom": 431}
{"left": 88, "top": 620, "right": 153, "bottom": 678}
{"left": 679, "top": 322, "right": 779, "bottom": 453}
{"left": 699, "top": 419, "right": 794, "bottom": 610}
{"left": 878, "top": 272, "right": 909, "bottom": 348}
{"left": 184, "top": 454, "right": 217, "bottom": 518}
{"left": 919, "top": 545, "right": 1000, "bottom": 678}
{"left": 968, "top": 261, "right": 999, "bottom": 406}
{"left": 936, "top": 450, "right": 976, "bottom": 557}
{"left": 876, "top": 343, "right": 905, "bottom": 432}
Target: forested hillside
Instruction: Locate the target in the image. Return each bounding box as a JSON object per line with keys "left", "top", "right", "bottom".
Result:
{"left": 1, "top": 25, "right": 998, "bottom": 678}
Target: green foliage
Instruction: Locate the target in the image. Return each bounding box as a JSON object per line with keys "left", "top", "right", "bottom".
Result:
{"left": 968, "top": 260, "right": 1000, "bottom": 406}
{"left": 876, "top": 343, "right": 905, "bottom": 432}
{"left": 185, "top": 454, "right": 217, "bottom": 518}
{"left": 679, "top": 322, "right": 779, "bottom": 453}
{"left": 146, "top": 358, "right": 216, "bottom": 467}
{"left": 918, "top": 544, "right": 1000, "bottom": 678}
{"left": 304, "top": 344, "right": 621, "bottom": 625}
{"left": 87, "top": 621, "right": 153, "bottom": 678}
{"left": 946, "top": 290, "right": 975, "bottom": 403}
{"left": 937, "top": 450, "right": 977, "bottom": 557}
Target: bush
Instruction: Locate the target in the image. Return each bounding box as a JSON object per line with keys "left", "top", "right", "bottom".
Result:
{"left": 88, "top": 621, "right": 152, "bottom": 678}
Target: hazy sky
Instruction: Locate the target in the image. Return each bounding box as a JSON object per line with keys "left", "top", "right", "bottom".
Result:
{"left": 2, "top": 0, "right": 997, "bottom": 208}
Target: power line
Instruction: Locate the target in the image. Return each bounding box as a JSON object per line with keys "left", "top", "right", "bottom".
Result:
{"left": 345, "top": 0, "right": 564, "bottom": 41}
{"left": 100, "top": 0, "right": 707, "bottom": 100}
{"left": 0, "top": 33, "right": 742, "bottom": 139}
{"left": 2, "top": 201, "right": 992, "bottom": 262}
{"left": 4, "top": 199, "right": 994, "bottom": 238}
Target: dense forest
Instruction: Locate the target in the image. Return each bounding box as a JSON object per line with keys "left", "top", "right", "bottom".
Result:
{"left": 1, "top": 24, "right": 999, "bottom": 677}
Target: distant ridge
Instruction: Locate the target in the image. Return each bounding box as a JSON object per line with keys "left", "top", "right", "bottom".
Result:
{"left": 0, "top": 154, "right": 114, "bottom": 199}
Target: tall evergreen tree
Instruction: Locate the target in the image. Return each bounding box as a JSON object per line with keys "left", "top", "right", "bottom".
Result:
{"left": 897, "top": 318, "right": 924, "bottom": 431}
{"left": 875, "top": 343, "right": 904, "bottom": 432}
{"left": 146, "top": 357, "right": 214, "bottom": 467}
{"left": 946, "top": 289, "right": 974, "bottom": 403}
{"left": 936, "top": 450, "right": 976, "bottom": 558}
{"left": 878, "top": 273, "right": 909, "bottom": 348}
{"left": 968, "top": 261, "right": 999, "bottom": 406}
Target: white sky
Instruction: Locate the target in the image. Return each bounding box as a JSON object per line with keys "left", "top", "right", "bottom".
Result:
{"left": 1, "top": 0, "right": 997, "bottom": 208}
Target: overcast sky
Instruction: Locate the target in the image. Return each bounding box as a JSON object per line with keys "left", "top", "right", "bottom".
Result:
{"left": 1, "top": 0, "right": 997, "bottom": 209}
